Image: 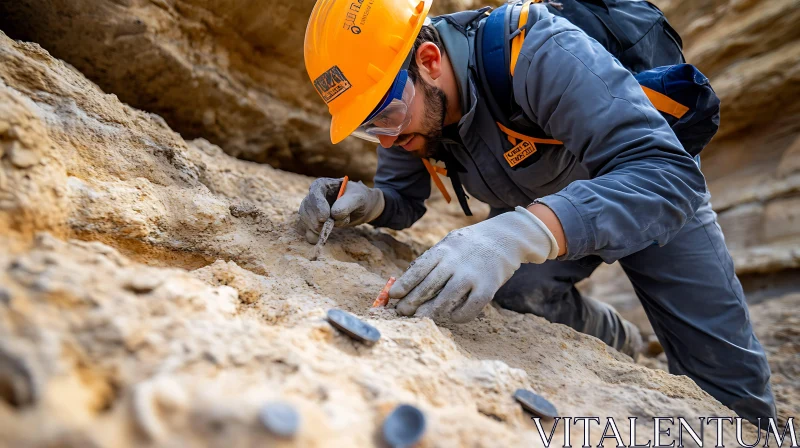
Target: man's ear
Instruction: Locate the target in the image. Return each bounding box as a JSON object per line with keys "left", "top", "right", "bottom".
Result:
{"left": 415, "top": 42, "right": 442, "bottom": 80}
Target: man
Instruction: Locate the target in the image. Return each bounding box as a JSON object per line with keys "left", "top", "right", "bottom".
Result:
{"left": 301, "top": 0, "right": 776, "bottom": 425}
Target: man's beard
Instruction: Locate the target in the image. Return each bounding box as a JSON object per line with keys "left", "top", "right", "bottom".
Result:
{"left": 402, "top": 80, "right": 448, "bottom": 159}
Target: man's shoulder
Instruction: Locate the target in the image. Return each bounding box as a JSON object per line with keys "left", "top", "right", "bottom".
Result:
{"left": 522, "top": 4, "right": 587, "bottom": 54}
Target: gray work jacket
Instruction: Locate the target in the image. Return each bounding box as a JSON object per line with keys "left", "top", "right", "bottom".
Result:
{"left": 371, "top": 5, "right": 708, "bottom": 263}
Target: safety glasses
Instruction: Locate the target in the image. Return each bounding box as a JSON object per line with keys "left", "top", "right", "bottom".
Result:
{"left": 351, "top": 70, "right": 415, "bottom": 143}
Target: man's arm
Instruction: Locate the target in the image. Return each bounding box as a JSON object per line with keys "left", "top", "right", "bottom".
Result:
{"left": 513, "top": 8, "right": 708, "bottom": 261}
{"left": 370, "top": 144, "right": 432, "bottom": 230}
{"left": 527, "top": 203, "right": 567, "bottom": 256}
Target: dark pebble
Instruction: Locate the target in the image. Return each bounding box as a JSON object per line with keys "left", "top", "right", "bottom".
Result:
{"left": 326, "top": 309, "right": 381, "bottom": 345}
{"left": 259, "top": 401, "right": 300, "bottom": 438}
{"left": 382, "top": 404, "right": 426, "bottom": 448}
{"left": 0, "top": 348, "right": 37, "bottom": 408}
{"left": 514, "top": 389, "right": 558, "bottom": 419}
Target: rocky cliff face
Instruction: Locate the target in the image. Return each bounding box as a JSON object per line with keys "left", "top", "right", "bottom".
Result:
{"left": 0, "top": 0, "right": 377, "bottom": 180}
{"left": 0, "top": 30, "right": 758, "bottom": 447}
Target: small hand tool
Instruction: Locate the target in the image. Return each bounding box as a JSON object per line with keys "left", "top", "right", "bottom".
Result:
{"left": 310, "top": 176, "right": 348, "bottom": 261}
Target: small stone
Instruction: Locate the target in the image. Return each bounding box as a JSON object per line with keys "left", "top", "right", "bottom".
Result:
{"left": 0, "top": 288, "right": 10, "bottom": 305}
{"left": 259, "top": 401, "right": 300, "bottom": 438}
{"left": 514, "top": 389, "right": 558, "bottom": 419}
{"left": 0, "top": 348, "right": 37, "bottom": 408}
{"left": 229, "top": 202, "right": 262, "bottom": 219}
{"left": 9, "top": 143, "right": 40, "bottom": 169}
{"left": 124, "top": 274, "right": 163, "bottom": 294}
{"left": 202, "top": 109, "right": 216, "bottom": 126}
{"left": 131, "top": 377, "right": 188, "bottom": 442}
{"left": 326, "top": 309, "right": 381, "bottom": 345}
{"left": 382, "top": 404, "right": 426, "bottom": 448}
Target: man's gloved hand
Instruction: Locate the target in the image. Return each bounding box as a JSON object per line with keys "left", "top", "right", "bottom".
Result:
{"left": 299, "top": 177, "right": 385, "bottom": 244}
{"left": 390, "top": 206, "right": 559, "bottom": 323}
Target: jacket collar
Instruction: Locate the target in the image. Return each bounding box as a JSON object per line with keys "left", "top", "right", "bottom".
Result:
{"left": 433, "top": 18, "right": 472, "bottom": 116}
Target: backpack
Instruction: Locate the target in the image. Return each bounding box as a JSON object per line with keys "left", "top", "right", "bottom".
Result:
{"left": 476, "top": 0, "right": 720, "bottom": 159}
{"left": 430, "top": 1, "right": 720, "bottom": 216}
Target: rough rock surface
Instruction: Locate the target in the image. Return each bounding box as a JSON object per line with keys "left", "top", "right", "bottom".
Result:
{"left": 0, "top": 32, "right": 756, "bottom": 446}
{"left": 0, "top": 0, "right": 378, "bottom": 180}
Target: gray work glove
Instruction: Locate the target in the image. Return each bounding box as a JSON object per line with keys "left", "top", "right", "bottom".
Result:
{"left": 390, "top": 206, "right": 559, "bottom": 323}
{"left": 299, "top": 177, "right": 385, "bottom": 244}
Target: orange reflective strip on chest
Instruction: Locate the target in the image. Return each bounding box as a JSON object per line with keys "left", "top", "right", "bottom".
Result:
{"left": 504, "top": 140, "right": 537, "bottom": 167}
{"left": 496, "top": 122, "right": 563, "bottom": 145}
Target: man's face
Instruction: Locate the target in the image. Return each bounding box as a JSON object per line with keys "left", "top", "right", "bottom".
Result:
{"left": 377, "top": 76, "right": 447, "bottom": 159}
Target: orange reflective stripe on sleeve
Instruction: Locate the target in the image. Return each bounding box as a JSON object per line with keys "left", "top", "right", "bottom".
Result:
{"left": 641, "top": 86, "right": 689, "bottom": 119}
{"left": 509, "top": 0, "right": 534, "bottom": 76}
{"left": 496, "top": 122, "right": 563, "bottom": 145}
{"left": 422, "top": 158, "right": 452, "bottom": 203}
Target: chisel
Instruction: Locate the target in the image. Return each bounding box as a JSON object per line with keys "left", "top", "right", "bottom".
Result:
{"left": 310, "top": 175, "right": 348, "bottom": 261}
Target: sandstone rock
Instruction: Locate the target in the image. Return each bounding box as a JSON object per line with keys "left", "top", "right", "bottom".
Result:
{"left": 777, "top": 136, "right": 800, "bottom": 178}
{"left": 763, "top": 196, "right": 800, "bottom": 244}
{"left": 0, "top": 31, "right": 757, "bottom": 446}
{"left": 0, "top": 0, "right": 376, "bottom": 180}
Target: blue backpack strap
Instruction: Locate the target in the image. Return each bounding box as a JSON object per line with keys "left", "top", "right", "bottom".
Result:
{"left": 478, "top": 2, "right": 552, "bottom": 138}
{"left": 478, "top": 3, "right": 513, "bottom": 118}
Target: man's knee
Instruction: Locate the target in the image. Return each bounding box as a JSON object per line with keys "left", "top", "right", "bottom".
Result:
{"left": 493, "top": 270, "right": 556, "bottom": 316}
{"left": 494, "top": 259, "right": 599, "bottom": 315}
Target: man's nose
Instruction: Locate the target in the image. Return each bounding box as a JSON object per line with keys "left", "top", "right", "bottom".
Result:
{"left": 378, "top": 135, "right": 398, "bottom": 148}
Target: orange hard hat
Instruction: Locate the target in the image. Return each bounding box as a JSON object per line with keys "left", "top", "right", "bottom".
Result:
{"left": 304, "top": 0, "right": 433, "bottom": 144}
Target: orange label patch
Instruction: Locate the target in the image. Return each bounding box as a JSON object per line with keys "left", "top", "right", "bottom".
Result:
{"left": 313, "top": 65, "right": 352, "bottom": 104}
{"left": 504, "top": 140, "right": 537, "bottom": 167}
